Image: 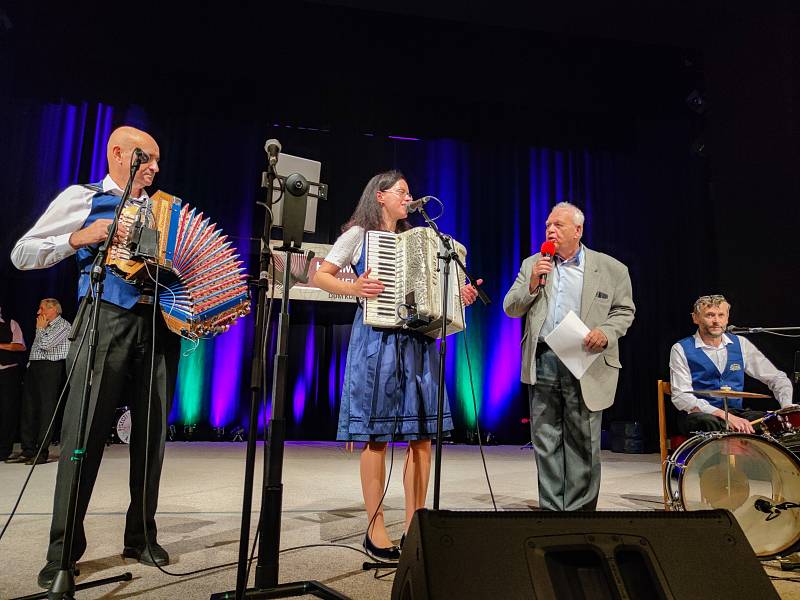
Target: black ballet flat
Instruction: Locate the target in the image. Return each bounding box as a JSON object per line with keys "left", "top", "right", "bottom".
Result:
{"left": 363, "top": 534, "right": 401, "bottom": 561}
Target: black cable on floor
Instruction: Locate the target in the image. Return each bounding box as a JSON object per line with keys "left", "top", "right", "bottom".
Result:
{"left": 455, "top": 265, "right": 497, "bottom": 511}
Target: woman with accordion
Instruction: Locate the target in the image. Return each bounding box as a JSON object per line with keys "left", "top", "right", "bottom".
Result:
{"left": 313, "top": 170, "right": 480, "bottom": 560}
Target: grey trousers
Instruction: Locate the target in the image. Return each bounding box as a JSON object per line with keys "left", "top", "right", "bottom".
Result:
{"left": 47, "top": 301, "right": 179, "bottom": 562}
{"left": 529, "top": 347, "right": 603, "bottom": 511}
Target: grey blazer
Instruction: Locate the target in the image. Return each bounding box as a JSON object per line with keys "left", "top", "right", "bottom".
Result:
{"left": 503, "top": 246, "right": 635, "bottom": 410}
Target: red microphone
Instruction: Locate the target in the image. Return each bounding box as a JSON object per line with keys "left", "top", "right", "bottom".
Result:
{"left": 538, "top": 240, "right": 556, "bottom": 287}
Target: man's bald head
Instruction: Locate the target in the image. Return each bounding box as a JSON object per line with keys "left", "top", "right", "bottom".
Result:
{"left": 106, "top": 126, "right": 160, "bottom": 196}
{"left": 106, "top": 126, "right": 156, "bottom": 161}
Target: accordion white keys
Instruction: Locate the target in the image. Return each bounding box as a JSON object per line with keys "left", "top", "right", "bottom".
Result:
{"left": 363, "top": 227, "right": 467, "bottom": 339}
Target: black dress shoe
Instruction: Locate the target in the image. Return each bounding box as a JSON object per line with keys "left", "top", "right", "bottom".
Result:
{"left": 5, "top": 454, "right": 32, "bottom": 464}
{"left": 25, "top": 454, "right": 48, "bottom": 465}
{"left": 122, "top": 542, "right": 170, "bottom": 566}
{"left": 37, "top": 560, "right": 79, "bottom": 589}
{"left": 363, "top": 534, "right": 400, "bottom": 561}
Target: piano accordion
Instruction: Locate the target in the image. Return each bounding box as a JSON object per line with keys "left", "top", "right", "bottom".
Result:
{"left": 107, "top": 190, "right": 250, "bottom": 338}
{"left": 363, "top": 227, "right": 467, "bottom": 339}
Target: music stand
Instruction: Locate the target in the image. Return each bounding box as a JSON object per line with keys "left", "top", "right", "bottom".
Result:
{"left": 213, "top": 162, "right": 344, "bottom": 599}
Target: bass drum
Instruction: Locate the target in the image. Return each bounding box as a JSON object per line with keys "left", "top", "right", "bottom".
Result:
{"left": 665, "top": 431, "right": 800, "bottom": 558}
{"left": 108, "top": 406, "right": 132, "bottom": 445}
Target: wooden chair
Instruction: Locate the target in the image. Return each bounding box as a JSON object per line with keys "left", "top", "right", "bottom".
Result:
{"left": 657, "top": 379, "right": 672, "bottom": 510}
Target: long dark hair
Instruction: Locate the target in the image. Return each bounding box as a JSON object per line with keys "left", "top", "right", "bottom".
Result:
{"left": 342, "top": 170, "right": 411, "bottom": 233}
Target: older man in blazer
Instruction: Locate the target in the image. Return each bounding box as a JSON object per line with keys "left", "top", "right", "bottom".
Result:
{"left": 504, "top": 202, "right": 635, "bottom": 511}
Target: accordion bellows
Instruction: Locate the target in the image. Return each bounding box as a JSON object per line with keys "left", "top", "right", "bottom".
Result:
{"left": 107, "top": 190, "right": 250, "bottom": 338}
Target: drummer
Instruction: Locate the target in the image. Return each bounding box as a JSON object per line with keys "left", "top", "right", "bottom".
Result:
{"left": 669, "top": 294, "right": 794, "bottom": 435}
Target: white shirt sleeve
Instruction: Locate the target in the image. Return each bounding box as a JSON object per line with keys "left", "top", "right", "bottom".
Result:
{"left": 669, "top": 343, "right": 717, "bottom": 414}
{"left": 10, "top": 320, "right": 26, "bottom": 349}
{"left": 10, "top": 185, "right": 94, "bottom": 270}
{"left": 324, "top": 226, "right": 364, "bottom": 270}
{"left": 740, "top": 337, "right": 794, "bottom": 407}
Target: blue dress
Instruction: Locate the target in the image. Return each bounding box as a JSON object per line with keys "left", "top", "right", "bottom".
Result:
{"left": 337, "top": 243, "right": 454, "bottom": 441}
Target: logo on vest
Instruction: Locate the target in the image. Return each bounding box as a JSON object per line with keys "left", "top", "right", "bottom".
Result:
{"left": 729, "top": 363, "right": 742, "bottom": 372}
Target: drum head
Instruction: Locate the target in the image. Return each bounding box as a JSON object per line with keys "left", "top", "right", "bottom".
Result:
{"left": 116, "top": 409, "right": 132, "bottom": 445}
{"left": 677, "top": 433, "right": 800, "bottom": 557}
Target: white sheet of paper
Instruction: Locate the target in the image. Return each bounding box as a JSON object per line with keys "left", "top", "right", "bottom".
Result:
{"left": 543, "top": 310, "right": 601, "bottom": 380}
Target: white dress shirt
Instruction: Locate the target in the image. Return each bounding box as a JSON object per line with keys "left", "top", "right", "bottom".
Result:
{"left": 540, "top": 245, "right": 585, "bottom": 338}
{"left": 11, "top": 175, "right": 145, "bottom": 271}
{"left": 669, "top": 332, "right": 794, "bottom": 414}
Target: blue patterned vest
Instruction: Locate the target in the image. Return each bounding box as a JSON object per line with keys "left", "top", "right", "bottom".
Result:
{"left": 75, "top": 183, "right": 141, "bottom": 308}
{"left": 678, "top": 334, "right": 745, "bottom": 409}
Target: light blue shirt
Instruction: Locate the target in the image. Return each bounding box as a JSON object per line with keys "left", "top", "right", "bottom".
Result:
{"left": 539, "top": 245, "right": 585, "bottom": 339}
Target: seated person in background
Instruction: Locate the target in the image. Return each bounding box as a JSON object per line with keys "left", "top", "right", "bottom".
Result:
{"left": 670, "top": 294, "right": 793, "bottom": 435}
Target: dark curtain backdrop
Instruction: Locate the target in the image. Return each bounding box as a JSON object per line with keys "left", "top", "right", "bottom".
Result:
{"left": 1, "top": 2, "right": 797, "bottom": 445}
{"left": 2, "top": 94, "right": 765, "bottom": 446}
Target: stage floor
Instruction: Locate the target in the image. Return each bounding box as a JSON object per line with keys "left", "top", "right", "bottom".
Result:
{"left": 0, "top": 442, "right": 797, "bottom": 599}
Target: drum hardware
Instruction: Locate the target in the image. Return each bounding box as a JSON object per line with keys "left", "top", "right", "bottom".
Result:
{"left": 230, "top": 425, "right": 245, "bottom": 442}
{"left": 778, "top": 552, "right": 800, "bottom": 571}
{"left": 754, "top": 498, "right": 800, "bottom": 522}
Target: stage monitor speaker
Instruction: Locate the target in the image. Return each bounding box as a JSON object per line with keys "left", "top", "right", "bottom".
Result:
{"left": 391, "top": 509, "right": 778, "bottom": 600}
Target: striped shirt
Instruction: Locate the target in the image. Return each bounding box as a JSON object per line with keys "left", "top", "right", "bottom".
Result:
{"left": 29, "top": 315, "right": 71, "bottom": 362}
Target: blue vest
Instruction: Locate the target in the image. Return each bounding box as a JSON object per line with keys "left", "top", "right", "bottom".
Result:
{"left": 76, "top": 183, "right": 141, "bottom": 309}
{"left": 678, "top": 334, "right": 745, "bottom": 409}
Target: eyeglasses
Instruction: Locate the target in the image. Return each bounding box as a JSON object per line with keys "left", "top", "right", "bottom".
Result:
{"left": 382, "top": 187, "right": 413, "bottom": 200}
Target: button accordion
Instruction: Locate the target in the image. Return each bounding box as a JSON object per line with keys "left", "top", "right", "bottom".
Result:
{"left": 107, "top": 190, "right": 250, "bottom": 338}
{"left": 363, "top": 227, "right": 467, "bottom": 338}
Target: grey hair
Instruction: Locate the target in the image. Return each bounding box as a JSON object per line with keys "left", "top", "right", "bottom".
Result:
{"left": 692, "top": 295, "right": 730, "bottom": 315}
{"left": 551, "top": 201, "right": 585, "bottom": 226}
{"left": 41, "top": 298, "right": 62, "bottom": 315}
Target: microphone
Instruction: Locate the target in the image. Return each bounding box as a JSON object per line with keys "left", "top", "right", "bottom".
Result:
{"left": 406, "top": 196, "right": 432, "bottom": 213}
{"left": 726, "top": 325, "right": 762, "bottom": 334}
{"left": 133, "top": 148, "right": 150, "bottom": 164}
{"left": 754, "top": 498, "right": 775, "bottom": 515}
{"left": 538, "top": 240, "right": 556, "bottom": 287}
{"left": 264, "top": 139, "right": 281, "bottom": 167}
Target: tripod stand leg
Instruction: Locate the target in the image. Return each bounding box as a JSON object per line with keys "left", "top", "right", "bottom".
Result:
{"left": 10, "top": 572, "right": 132, "bottom": 600}
{"left": 209, "top": 579, "right": 349, "bottom": 599}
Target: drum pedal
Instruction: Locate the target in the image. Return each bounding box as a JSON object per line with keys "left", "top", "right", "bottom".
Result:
{"left": 777, "top": 553, "right": 800, "bottom": 571}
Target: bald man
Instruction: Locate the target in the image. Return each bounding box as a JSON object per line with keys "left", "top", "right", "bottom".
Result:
{"left": 12, "top": 126, "right": 180, "bottom": 588}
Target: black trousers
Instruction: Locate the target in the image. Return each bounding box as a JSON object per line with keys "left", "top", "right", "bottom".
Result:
{"left": 19, "top": 360, "right": 66, "bottom": 458}
{"left": 47, "top": 301, "right": 179, "bottom": 562}
{"left": 677, "top": 408, "right": 765, "bottom": 436}
{"left": 0, "top": 365, "right": 23, "bottom": 458}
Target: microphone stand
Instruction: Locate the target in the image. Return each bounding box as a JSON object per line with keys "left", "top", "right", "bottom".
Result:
{"left": 45, "top": 159, "right": 141, "bottom": 600}
{"left": 416, "top": 206, "right": 489, "bottom": 510}
{"left": 727, "top": 326, "right": 800, "bottom": 334}
{"left": 213, "top": 161, "right": 343, "bottom": 599}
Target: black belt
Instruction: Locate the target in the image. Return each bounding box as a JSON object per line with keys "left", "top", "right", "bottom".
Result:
{"left": 535, "top": 340, "right": 550, "bottom": 357}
